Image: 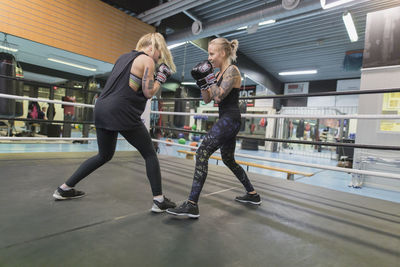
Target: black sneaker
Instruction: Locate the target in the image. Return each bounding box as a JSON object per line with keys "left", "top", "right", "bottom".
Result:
{"left": 151, "top": 197, "right": 177, "bottom": 213}
{"left": 235, "top": 193, "right": 262, "bottom": 205}
{"left": 166, "top": 201, "right": 200, "bottom": 218}
{"left": 53, "top": 187, "right": 85, "bottom": 200}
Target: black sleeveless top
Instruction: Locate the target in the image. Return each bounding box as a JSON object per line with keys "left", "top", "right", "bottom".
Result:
{"left": 217, "top": 66, "right": 241, "bottom": 121}
{"left": 95, "top": 50, "right": 147, "bottom": 130}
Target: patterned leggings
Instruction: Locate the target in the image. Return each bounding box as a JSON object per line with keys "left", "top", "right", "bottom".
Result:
{"left": 188, "top": 116, "right": 255, "bottom": 203}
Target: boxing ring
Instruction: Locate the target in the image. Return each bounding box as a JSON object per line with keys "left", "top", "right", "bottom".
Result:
{"left": 1, "top": 78, "right": 400, "bottom": 265}
{"left": 0, "top": 151, "right": 399, "bottom": 266}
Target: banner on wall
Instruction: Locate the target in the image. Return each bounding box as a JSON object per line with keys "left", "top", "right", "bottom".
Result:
{"left": 380, "top": 92, "right": 400, "bottom": 132}
{"left": 363, "top": 6, "right": 400, "bottom": 68}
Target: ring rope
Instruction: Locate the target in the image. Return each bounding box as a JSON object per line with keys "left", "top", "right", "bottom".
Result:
{"left": 151, "top": 111, "right": 400, "bottom": 120}
{"left": 1, "top": 94, "right": 400, "bottom": 120}
{"left": 153, "top": 126, "right": 400, "bottom": 151}
{"left": 1, "top": 136, "right": 398, "bottom": 180}
{"left": 156, "top": 87, "right": 400, "bottom": 101}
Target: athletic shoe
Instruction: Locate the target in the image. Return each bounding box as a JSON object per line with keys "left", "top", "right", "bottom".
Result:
{"left": 151, "top": 197, "right": 177, "bottom": 213}
{"left": 235, "top": 193, "right": 262, "bottom": 205}
{"left": 53, "top": 187, "right": 85, "bottom": 200}
{"left": 166, "top": 201, "right": 200, "bottom": 218}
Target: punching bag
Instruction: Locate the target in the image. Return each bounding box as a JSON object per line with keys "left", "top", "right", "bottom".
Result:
{"left": 173, "top": 86, "right": 186, "bottom": 128}
{"left": 0, "top": 52, "right": 16, "bottom": 118}
{"left": 14, "top": 62, "right": 24, "bottom": 117}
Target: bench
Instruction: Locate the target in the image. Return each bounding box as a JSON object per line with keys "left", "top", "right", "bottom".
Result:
{"left": 177, "top": 150, "right": 314, "bottom": 180}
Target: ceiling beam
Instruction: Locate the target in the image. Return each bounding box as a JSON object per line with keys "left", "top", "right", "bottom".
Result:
{"left": 138, "top": 0, "right": 212, "bottom": 24}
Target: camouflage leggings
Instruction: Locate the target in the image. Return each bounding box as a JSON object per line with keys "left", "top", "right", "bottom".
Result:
{"left": 188, "top": 116, "right": 255, "bottom": 203}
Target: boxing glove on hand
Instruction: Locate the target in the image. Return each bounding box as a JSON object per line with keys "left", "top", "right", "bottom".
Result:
{"left": 191, "top": 60, "right": 216, "bottom": 90}
{"left": 155, "top": 63, "right": 172, "bottom": 84}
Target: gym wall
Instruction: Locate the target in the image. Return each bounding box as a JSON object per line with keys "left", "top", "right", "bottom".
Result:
{"left": 0, "top": 0, "right": 155, "bottom": 63}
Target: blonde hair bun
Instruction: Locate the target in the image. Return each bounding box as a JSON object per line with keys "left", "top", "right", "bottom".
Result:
{"left": 209, "top": 37, "right": 239, "bottom": 63}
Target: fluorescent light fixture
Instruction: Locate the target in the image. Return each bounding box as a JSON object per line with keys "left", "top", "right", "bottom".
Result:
{"left": 259, "top": 19, "right": 276, "bottom": 26}
{"left": 237, "top": 19, "right": 275, "bottom": 31}
{"left": 181, "top": 82, "right": 197, "bottom": 85}
{"left": 73, "top": 84, "right": 83, "bottom": 88}
{"left": 320, "top": 0, "right": 356, "bottom": 9}
{"left": 0, "top": 45, "right": 18, "bottom": 52}
{"left": 342, "top": 11, "right": 358, "bottom": 42}
{"left": 167, "top": 42, "right": 187, "bottom": 50}
{"left": 279, "top": 70, "right": 318, "bottom": 76}
{"left": 48, "top": 58, "right": 97, "bottom": 71}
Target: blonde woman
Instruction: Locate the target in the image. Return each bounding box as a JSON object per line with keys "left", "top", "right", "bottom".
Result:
{"left": 167, "top": 38, "right": 260, "bottom": 218}
{"left": 53, "top": 33, "right": 177, "bottom": 213}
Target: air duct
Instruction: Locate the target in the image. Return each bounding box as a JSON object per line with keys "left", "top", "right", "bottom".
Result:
{"left": 166, "top": 0, "right": 323, "bottom": 45}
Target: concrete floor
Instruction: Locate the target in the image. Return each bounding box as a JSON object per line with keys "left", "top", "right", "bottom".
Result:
{"left": 0, "top": 152, "right": 399, "bottom": 267}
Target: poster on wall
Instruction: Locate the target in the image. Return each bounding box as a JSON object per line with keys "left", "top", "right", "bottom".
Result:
{"left": 362, "top": 6, "right": 400, "bottom": 68}
{"left": 380, "top": 92, "right": 400, "bottom": 132}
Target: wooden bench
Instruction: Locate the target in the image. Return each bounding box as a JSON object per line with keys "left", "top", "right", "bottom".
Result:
{"left": 177, "top": 150, "right": 314, "bottom": 180}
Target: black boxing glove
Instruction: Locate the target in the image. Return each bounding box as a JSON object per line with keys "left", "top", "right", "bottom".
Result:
{"left": 191, "top": 60, "right": 216, "bottom": 90}
{"left": 155, "top": 63, "right": 172, "bottom": 84}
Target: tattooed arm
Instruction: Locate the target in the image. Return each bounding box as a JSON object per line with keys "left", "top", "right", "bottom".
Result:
{"left": 208, "top": 66, "right": 241, "bottom": 103}
{"left": 138, "top": 56, "right": 161, "bottom": 99}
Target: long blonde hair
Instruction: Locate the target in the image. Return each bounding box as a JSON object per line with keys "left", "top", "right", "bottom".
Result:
{"left": 209, "top": 37, "right": 239, "bottom": 63}
{"left": 136, "top": 32, "right": 176, "bottom": 73}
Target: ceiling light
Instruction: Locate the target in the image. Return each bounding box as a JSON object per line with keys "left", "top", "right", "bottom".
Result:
{"left": 0, "top": 45, "right": 18, "bottom": 52}
{"left": 48, "top": 58, "right": 97, "bottom": 71}
{"left": 320, "top": 0, "right": 356, "bottom": 9}
{"left": 181, "top": 82, "right": 197, "bottom": 85}
{"left": 167, "top": 42, "right": 187, "bottom": 50}
{"left": 342, "top": 11, "right": 358, "bottom": 42}
{"left": 279, "top": 70, "right": 318, "bottom": 76}
{"left": 237, "top": 19, "right": 275, "bottom": 31}
{"left": 259, "top": 19, "right": 276, "bottom": 26}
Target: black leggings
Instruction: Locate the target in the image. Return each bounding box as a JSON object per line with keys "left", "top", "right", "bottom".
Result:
{"left": 188, "top": 116, "right": 255, "bottom": 203}
{"left": 65, "top": 125, "right": 162, "bottom": 196}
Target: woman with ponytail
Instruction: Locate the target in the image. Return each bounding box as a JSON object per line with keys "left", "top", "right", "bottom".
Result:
{"left": 167, "top": 38, "right": 261, "bottom": 218}
{"left": 53, "top": 33, "right": 177, "bottom": 214}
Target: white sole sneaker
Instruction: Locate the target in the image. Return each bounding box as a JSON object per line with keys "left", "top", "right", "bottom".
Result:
{"left": 235, "top": 198, "right": 262, "bottom": 205}
{"left": 151, "top": 203, "right": 165, "bottom": 213}
{"left": 166, "top": 210, "right": 200, "bottom": 218}
{"left": 52, "top": 190, "right": 85, "bottom": 200}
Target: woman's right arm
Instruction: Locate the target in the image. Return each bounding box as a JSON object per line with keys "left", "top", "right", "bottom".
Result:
{"left": 141, "top": 57, "right": 162, "bottom": 99}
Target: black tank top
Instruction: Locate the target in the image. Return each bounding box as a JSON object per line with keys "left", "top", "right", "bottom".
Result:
{"left": 95, "top": 50, "right": 147, "bottom": 130}
{"left": 217, "top": 66, "right": 241, "bottom": 120}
